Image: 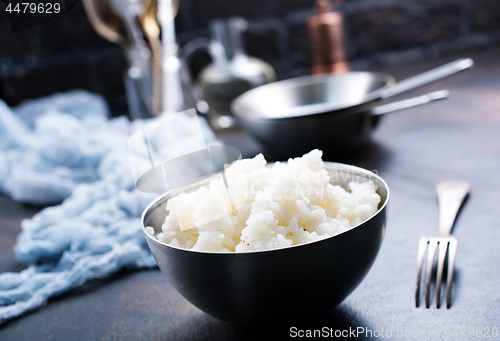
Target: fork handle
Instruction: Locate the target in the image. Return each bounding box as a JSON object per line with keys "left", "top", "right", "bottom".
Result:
{"left": 436, "top": 180, "right": 471, "bottom": 235}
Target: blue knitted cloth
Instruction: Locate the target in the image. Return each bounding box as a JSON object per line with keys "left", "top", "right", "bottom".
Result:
{"left": 0, "top": 91, "right": 219, "bottom": 324}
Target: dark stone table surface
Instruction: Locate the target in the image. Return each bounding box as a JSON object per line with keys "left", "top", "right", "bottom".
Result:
{"left": 1, "top": 46, "right": 500, "bottom": 340}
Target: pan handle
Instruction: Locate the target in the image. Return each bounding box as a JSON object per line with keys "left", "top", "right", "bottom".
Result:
{"left": 381, "top": 58, "right": 473, "bottom": 98}
{"left": 372, "top": 90, "right": 449, "bottom": 116}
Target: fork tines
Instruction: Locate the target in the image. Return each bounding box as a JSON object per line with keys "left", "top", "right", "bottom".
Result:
{"left": 415, "top": 235, "right": 458, "bottom": 308}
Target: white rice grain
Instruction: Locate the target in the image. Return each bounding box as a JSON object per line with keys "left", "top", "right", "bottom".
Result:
{"left": 156, "top": 150, "right": 381, "bottom": 252}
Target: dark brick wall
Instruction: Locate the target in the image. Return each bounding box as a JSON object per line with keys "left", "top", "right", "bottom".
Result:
{"left": 0, "top": 0, "right": 499, "bottom": 115}
{"left": 177, "top": 0, "right": 500, "bottom": 78}
{"left": 347, "top": 0, "right": 463, "bottom": 51}
{"left": 0, "top": 2, "right": 127, "bottom": 115}
{"left": 472, "top": 0, "right": 500, "bottom": 31}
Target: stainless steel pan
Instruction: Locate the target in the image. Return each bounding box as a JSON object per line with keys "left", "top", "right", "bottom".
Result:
{"left": 231, "top": 58, "right": 473, "bottom": 158}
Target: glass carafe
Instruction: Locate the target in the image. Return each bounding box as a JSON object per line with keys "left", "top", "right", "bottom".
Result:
{"left": 198, "top": 17, "right": 276, "bottom": 130}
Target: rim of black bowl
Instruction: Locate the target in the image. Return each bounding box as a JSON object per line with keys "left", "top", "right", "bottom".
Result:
{"left": 141, "top": 161, "right": 390, "bottom": 255}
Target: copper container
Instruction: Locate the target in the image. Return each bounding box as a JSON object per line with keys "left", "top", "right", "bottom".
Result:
{"left": 307, "top": 0, "right": 350, "bottom": 74}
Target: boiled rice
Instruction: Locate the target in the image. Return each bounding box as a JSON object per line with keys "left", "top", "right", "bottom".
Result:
{"left": 154, "top": 149, "right": 381, "bottom": 252}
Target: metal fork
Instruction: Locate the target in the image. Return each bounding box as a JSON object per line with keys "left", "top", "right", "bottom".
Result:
{"left": 415, "top": 180, "right": 470, "bottom": 309}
